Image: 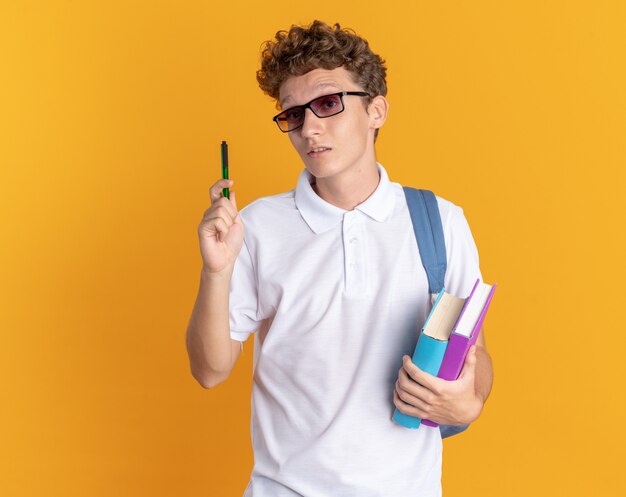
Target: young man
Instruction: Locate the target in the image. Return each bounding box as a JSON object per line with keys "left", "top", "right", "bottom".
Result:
{"left": 186, "top": 20, "right": 493, "bottom": 497}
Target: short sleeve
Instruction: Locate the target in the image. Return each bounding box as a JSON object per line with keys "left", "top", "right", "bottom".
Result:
{"left": 443, "top": 204, "right": 483, "bottom": 298}
{"left": 229, "top": 238, "right": 262, "bottom": 342}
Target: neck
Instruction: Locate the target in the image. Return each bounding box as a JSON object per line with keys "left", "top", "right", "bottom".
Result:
{"left": 311, "top": 160, "right": 380, "bottom": 211}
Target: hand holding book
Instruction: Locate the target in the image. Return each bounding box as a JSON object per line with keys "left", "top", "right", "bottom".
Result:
{"left": 392, "top": 279, "right": 496, "bottom": 430}
{"left": 393, "top": 345, "right": 484, "bottom": 427}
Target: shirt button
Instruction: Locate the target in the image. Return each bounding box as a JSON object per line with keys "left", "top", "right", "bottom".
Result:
{"left": 350, "top": 237, "right": 357, "bottom": 243}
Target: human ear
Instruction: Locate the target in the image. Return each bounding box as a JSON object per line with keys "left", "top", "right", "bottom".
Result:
{"left": 368, "top": 95, "right": 389, "bottom": 130}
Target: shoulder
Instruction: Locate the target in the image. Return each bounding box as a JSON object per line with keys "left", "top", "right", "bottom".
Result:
{"left": 434, "top": 194, "right": 466, "bottom": 230}
{"left": 395, "top": 185, "right": 466, "bottom": 228}
{"left": 237, "top": 188, "right": 305, "bottom": 250}
{"left": 239, "top": 189, "right": 297, "bottom": 226}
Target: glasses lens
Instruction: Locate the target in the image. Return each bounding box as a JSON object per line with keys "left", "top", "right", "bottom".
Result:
{"left": 311, "top": 94, "right": 343, "bottom": 117}
{"left": 276, "top": 107, "right": 304, "bottom": 132}
{"left": 274, "top": 93, "right": 346, "bottom": 132}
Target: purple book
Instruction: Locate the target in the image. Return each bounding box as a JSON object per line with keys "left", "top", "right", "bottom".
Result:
{"left": 422, "top": 280, "right": 497, "bottom": 428}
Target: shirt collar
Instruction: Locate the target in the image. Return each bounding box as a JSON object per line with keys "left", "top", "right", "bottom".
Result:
{"left": 294, "top": 163, "right": 396, "bottom": 234}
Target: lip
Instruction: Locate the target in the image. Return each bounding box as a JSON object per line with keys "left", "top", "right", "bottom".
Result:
{"left": 307, "top": 146, "right": 332, "bottom": 158}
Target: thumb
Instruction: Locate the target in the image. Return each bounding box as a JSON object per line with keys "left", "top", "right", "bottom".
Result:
{"left": 230, "top": 190, "right": 238, "bottom": 211}
{"left": 458, "top": 345, "right": 477, "bottom": 381}
{"left": 230, "top": 190, "right": 243, "bottom": 225}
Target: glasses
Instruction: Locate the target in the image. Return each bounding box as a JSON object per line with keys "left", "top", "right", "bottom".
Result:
{"left": 272, "top": 91, "right": 371, "bottom": 132}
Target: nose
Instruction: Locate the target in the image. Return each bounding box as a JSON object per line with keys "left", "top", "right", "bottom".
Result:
{"left": 300, "top": 108, "right": 323, "bottom": 138}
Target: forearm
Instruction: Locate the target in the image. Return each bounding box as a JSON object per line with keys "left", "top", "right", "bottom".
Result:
{"left": 185, "top": 267, "right": 234, "bottom": 385}
{"left": 474, "top": 344, "right": 493, "bottom": 404}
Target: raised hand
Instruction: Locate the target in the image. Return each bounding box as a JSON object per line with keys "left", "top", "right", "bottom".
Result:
{"left": 197, "top": 179, "right": 244, "bottom": 275}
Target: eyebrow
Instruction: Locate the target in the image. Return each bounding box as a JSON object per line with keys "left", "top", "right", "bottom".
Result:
{"left": 280, "top": 82, "right": 342, "bottom": 108}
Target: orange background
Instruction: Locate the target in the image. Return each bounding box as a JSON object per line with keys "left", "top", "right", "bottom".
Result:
{"left": 1, "top": 1, "right": 624, "bottom": 496}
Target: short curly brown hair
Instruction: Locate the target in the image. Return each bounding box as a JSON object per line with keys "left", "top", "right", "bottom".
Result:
{"left": 257, "top": 20, "right": 387, "bottom": 108}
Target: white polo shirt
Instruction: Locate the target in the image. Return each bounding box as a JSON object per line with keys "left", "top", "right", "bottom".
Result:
{"left": 229, "top": 163, "right": 482, "bottom": 497}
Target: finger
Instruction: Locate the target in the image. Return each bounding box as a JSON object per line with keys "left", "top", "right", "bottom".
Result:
{"left": 394, "top": 388, "right": 419, "bottom": 413}
{"left": 393, "top": 388, "right": 428, "bottom": 418}
{"left": 402, "top": 355, "right": 439, "bottom": 392}
{"left": 230, "top": 191, "right": 241, "bottom": 221}
{"left": 205, "top": 210, "right": 234, "bottom": 230}
{"left": 204, "top": 197, "right": 238, "bottom": 222}
{"left": 395, "top": 378, "right": 426, "bottom": 408}
{"left": 398, "top": 368, "right": 434, "bottom": 404}
{"left": 212, "top": 202, "right": 238, "bottom": 223}
{"left": 201, "top": 207, "right": 235, "bottom": 233}
{"left": 230, "top": 190, "right": 238, "bottom": 212}
{"left": 201, "top": 217, "right": 230, "bottom": 241}
{"left": 210, "top": 179, "right": 234, "bottom": 204}
{"left": 211, "top": 179, "right": 233, "bottom": 203}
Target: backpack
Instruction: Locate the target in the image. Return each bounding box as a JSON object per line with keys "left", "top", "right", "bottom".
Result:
{"left": 402, "top": 187, "right": 470, "bottom": 439}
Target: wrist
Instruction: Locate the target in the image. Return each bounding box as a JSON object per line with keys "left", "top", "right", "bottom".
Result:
{"left": 463, "top": 394, "right": 484, "bottom": 424}
{"left": 201, "top": 265, "right": 234, "bottom": 282}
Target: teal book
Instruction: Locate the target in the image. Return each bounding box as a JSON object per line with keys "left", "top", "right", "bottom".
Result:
{"left": 392, "top": 289, "right": 466, "bottom": 429}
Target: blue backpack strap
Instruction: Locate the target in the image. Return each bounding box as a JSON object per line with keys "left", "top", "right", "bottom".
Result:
{"left": 402, "top": 187, "right": 470, "bottom": 439}
{"left": 402, "top": 188, "right": 446, "bottom": 295}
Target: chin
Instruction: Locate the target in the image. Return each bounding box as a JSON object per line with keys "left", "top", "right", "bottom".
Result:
{"left": 303, "top": 163, "right": 338, "bottom": 180}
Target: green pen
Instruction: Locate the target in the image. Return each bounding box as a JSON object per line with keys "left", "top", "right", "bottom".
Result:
{"left": 221, "top": 140, "right": 230, "bottom": 199}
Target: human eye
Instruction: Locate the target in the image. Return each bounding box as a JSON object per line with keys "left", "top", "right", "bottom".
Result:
{"left": 322, "top": 95, "right": 340, "bottom": 108}
{"left": 284, "top": 108, "right": 303, "bottom": 122}
{"left": 313, "top": 95, "right": 341, "bottom": 115}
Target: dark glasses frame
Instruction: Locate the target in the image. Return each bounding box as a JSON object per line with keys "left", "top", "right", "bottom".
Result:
{"left": 272, "top": 91, "right": 371, "bottom": 132}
